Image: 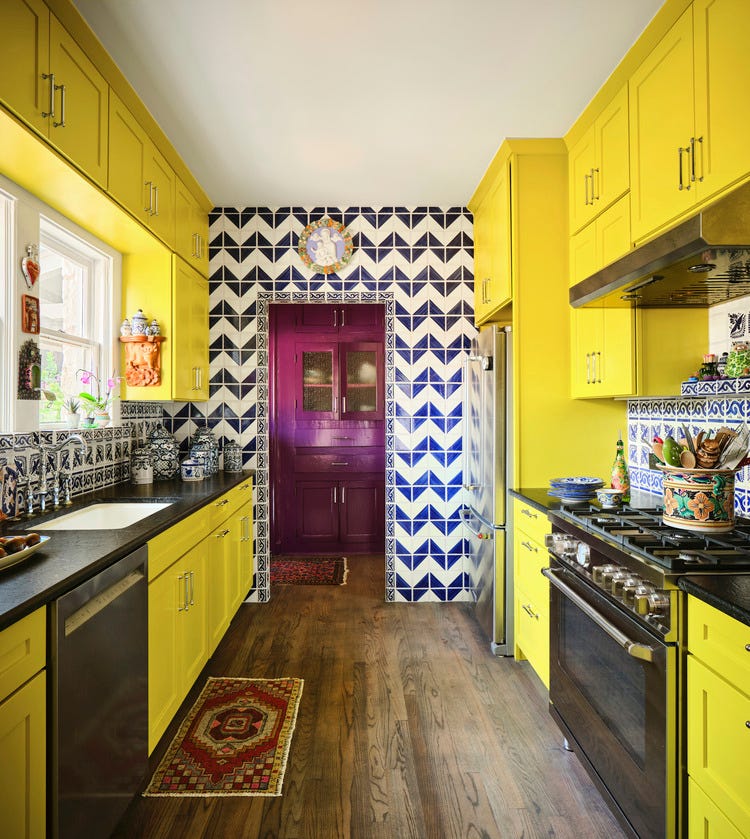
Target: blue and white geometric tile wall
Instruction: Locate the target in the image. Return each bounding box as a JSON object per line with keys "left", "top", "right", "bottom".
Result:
{"left": 627, "top": 397, "right": 750, "bottom": 514}
{"left": 162, "top": 207, "right": 477, "bottom": 603}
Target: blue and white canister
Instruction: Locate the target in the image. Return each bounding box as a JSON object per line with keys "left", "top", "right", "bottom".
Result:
{"left": 223, "top": 442, "right": 242, "bottom": 472}
{"left": 131, "top": 448, "right": 153, "bottom": 485}
{"left": 180, "top": 458, "right": 204, "bottom": 482}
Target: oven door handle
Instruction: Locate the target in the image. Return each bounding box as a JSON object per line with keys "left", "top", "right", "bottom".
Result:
{"left": 542, "top": 568, "right": 655, "bottom": 663}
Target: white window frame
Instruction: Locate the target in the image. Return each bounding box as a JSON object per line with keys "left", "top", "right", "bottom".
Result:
{"left": 0, "top": 172, "right": 121, "bottom": 434}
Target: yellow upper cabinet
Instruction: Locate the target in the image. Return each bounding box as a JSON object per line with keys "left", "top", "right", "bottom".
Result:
{"left": 630, "top": 0, "right": 750, "bottom": 244}
{"left": 0, "top": 1, "right": 108, "bottom": 187}
{"left": 693, "top": 0, "right": 750, "bottom": 205}
{"left": 172, "top": 256, "right": 209, "bottom": 402}
{"left": 109, "top": 90, "right": 176, "bottom": 248}
{"left": 569, "top": 195, "right": 631, "bottom": 287}
{"left": 176, "top": 178, "right": 210, "bottom": 276}
{"left": 471, "top": 155, "right": 511, "bottom": 325}
{"left": 569, "top": 85, "right": 630, "bottom": 235}
{"left": 571, "top": 306, "right": 636, "bottom": 398}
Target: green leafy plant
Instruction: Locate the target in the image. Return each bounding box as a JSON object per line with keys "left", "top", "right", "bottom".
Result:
{"left": 62, "top": 396, "right": 81, "bottom": 414}
{"left": 78, "top": 369, "right": 123, "bottom": 412}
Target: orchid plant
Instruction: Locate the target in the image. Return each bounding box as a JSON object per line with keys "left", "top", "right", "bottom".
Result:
{"left": 78, "top": 369, "right": 123, "bottom": 413}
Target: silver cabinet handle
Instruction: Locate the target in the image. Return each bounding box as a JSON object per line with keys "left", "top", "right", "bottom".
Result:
{"left": 215, "top": 498, "right": 229, "bottom": 508}
{"left": 522, "top": 603, "right": 539, "bottom": 620}
{"left": 42, "top": 72, "right": 55, "bottom": 118}
{"left": 542, "top": 568, "right": 655, "bottom": 662}
{"left": 583, "top": 173, "right": 591, "bottom": 206}
{"left": 152, "top": 184, "right": 159, "bottom": 216}
{"left": 595, "top": 350, "right": 602, "bottom": 383}
{"left": 333, "top": 486, "right": 337, "bottom": 503}
{"left": 691, "top": 136, "right": 704, "bottom": 183}
{"left": 189, "top": 570, "right": 195, "bottom": 605}
{"left": 193, "top": 366, "right": 199, "bottom": 390}
{"left": 177, "top": 573, "right": 186, "bottom": 611}
{"left": 144, "top": 181, "right": 153, "bottom": 213}
{"left": 54, "top": 83, "right": 66, "bottom": 127}
{"left": 192, "top": 233, "right": 198, "bottom": 258}
{"left": 591, "top": 167, "right": 600, "bottom": 201}
{"left": 241, "top": 515, "right": 250, "bottom": 541}
{"left": 333, "top": 308, "right": 338, "bottom": 327}
{"left": 215, "top": 528, "right": 230, "bottom": 538}
{"left": 483, "top": 278, "right": 490, "bottom": 304}
{"left": 520, "top": 508, "right": 538, "bottom": 519}
{"left": 521, "top": 540, "right": 539, "bottom": 553}
{"left": 585, "top": 352, "right": 591, "bottom": 384}
{"left": 678, "top": 146, "right": 685, "bottom": 190}
{"left": 341, "top": 485, "right": 345, "bottom": 504}
{"left": 342, "top": 395, "right": 347, "bottom": 413}
{"left": 184, "top": 573, "right": 190, "bottom": 612}
{"left": 331, "top": 461, "right": 349, "bottom": 466}
{"left": 340, "top": 308, "right": 345, "bottom": 327}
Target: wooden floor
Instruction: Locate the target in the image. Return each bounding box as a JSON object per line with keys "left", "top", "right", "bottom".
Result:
{"left": 115, "top": 555, "right": 627, "bottom": 839}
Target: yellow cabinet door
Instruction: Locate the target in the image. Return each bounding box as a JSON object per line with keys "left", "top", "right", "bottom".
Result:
{"left": 594, "top": 84, "right": 630, "bottom": 213}
{"left": 108, "top": 90, "right": 150, "bottom": 223}
{"left": 235, "top": 497, "right": 254, "bottom": 609}
{"left": 207, "top": 524, "right": 231, "bottom": 655}
{"left": 598, "top": 194, "right": 631, "bottom": 269}
{"left": 687, "top": 655, "right": 750, "bottom": 838}
{"left": 172, "top": 256, "right": 209, "bottom": 401}
{"left": 568, "top": 123, "right": 598, "bottom": 234}
{"left": 688, "top": 778, "right": 746, "bottom": 839}
{"left": 48, "top": 15, "right": 108, "bottom": 188}
{"left": 176, "top": 179, "right": 210, "bottom": 275}
{"left": 148, "top": 545, "right": 209, "bottom": 753}
{"left": 473, "top": 160, "right": 511, "bottom": 324}
{"left": 693, "top": 0, "right": 750, "bottom": 204}
{"left": 0, "top": 0, "right": 49, "bottom": 136}
{"left": 571, "top": 307, "right": 635, "bottom": 398}
{"left": 569, "top": 220, "right": 597, "bottom": 287}
{"left": 629, "top": 7, "right": 696, "bottom": 243}
{"left": 144, "top": 142, "right": 176, "bottom": 248}
{"left": 0, "top": 670, "right": 46, "bottom": 839}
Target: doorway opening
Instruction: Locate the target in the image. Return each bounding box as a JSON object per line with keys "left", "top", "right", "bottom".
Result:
{"left": 269, "top": 303, "right": 386, "bottom": 557}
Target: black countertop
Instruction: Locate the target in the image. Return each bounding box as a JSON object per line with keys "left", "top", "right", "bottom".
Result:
{"left": 509, "top": 486, "right": 663, "bottom": 515}
{"left": 0, "top": 472, "right": 253, "bottom": 631}
{"left": 678, "top": 575, "right": 750, "bottom": 627}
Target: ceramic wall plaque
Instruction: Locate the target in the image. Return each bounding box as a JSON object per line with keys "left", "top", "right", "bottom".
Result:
{"left": 298, "top": 217, "right": 353, "bottom": 275}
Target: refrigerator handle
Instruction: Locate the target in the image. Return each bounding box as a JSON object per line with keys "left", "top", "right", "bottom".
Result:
{"left": 463, "top": 483, "right": 480, "bottom": 491}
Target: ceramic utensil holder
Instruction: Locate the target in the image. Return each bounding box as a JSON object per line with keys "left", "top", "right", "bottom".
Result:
{"left": 659, "top": 465, "right": 735, "bottom": 532}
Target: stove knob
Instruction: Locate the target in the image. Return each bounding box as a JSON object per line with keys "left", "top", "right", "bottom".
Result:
{"left": 600, "top": 566, "right": 626, "bottom": 586}
{"left": 592, "top": 564, "right": 619, "bottom": 584}
{"left": 612, "top": 574, "right": 639, "bottom": 597}
{"left": 635, "top": 590, "right": 670, "bottom": 618}
{"left": 620, "top": 577, "right": 643, "bottom": 604}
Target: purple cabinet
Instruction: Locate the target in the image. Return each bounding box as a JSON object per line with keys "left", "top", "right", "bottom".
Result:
{"left": 271, "top": 304, "right": 385, "bottom": 555}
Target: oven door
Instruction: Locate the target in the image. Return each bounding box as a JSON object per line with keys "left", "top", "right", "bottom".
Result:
{"left": 544, "top": 560, "right": 676, "bottom": 839}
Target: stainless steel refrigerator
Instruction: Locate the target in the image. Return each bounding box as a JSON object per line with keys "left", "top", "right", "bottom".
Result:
{"left": 462, "top": 324, "right": 513, "bottom": 655}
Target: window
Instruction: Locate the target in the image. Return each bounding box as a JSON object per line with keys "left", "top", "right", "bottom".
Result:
{"left": 38, "top": 219, "right": 113, "bottom": 425}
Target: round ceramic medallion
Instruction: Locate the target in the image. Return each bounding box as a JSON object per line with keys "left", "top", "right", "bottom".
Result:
{"left": 298, "top": 217, "right": 353, "bottom": 274}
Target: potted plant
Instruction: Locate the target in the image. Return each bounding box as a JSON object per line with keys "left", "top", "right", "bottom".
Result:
{"left": 62, "top": 397, "right": 81, "bottom": 429}
{"left": 78, "top": 369, "right": 123, "bottom": 427}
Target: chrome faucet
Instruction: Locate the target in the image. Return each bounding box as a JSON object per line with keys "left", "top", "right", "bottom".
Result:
{"left": 39, "top": 434, "right": 89, "bottom": 510}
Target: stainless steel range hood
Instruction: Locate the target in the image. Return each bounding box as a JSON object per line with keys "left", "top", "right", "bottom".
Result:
{"left": 569, "top": 181, "right": 750, "bottom": 308}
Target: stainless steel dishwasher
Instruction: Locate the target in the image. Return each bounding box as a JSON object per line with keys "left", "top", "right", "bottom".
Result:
{"left": 51, "top": 545, "right": 148, "bottom": 839}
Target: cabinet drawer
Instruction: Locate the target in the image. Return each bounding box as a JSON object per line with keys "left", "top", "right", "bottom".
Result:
{"left": 148, "top": 506, "right": 209, "bottom": 581}
{"left": 688, "top": 778, "right": 746, "bottom": 839}
{"left": 515, "top": 533, "right": 548, "bottom": 606}
{"left": 294, "top": 427, "right": 383, "bottom": 448}
{"left": 687, "top": 655, "right": 750, "bottom": 838}
{"left": 513, "top": 499, "right": 550, "bottom": 545}
{"left": 294, "top": 451, "right": 384, "bottom": 473}
{"left": 516, "top": 582, "right": 549, "bottom": 688}
{"left": 687, "top": 595, "right": 750, "bottom": 691}
{"left": 205, "top": 480, "right": 253, "bottom": 529}
{"left": 0, "top": 607, "right": 45, "bottom": 701}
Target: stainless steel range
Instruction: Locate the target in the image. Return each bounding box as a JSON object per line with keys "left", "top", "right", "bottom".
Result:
{"left": 544, "top": 503, "right": 750, "bottom": 839}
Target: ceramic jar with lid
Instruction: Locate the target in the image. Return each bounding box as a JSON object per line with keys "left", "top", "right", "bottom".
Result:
{"left": 148, "top": 424, "right": 180, "bottom": 480}
{"left": 131, "top": 309, "right": 148, "bottom": 336}
{"left": 180, "top": 457, "right": 204, "bottom": 482}
{"left": 223, "top": 441, "right": 242, "bottom": 472}
{"left": 131, "top": 447, "right": 153, "bottom": 485}
{"left": 191, "top": 427, "right": 219, "bottom": 475}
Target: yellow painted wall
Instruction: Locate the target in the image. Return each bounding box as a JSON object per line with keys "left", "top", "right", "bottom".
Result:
{"left": 509, "top": 144, "right": 627, "bottom": 487}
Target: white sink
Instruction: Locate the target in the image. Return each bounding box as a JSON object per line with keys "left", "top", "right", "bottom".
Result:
{"left": 34, "top": 502, "right": 173, "bottom": 530}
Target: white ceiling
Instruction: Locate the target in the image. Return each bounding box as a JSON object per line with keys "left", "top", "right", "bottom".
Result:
{"left": 72, "top": 0, "right": 663, "bottom": 207}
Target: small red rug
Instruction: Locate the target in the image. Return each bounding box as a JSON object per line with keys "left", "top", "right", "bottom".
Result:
{"left": 271, "top": 556, "right": 348, "bottom": 586}
{"left": 144, "top": 677, "right": 303, "bottom": 797}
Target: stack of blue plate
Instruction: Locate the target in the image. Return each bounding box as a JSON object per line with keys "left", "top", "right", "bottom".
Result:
{"left": 548, "top": 476, "right": 604, "bottom": 505}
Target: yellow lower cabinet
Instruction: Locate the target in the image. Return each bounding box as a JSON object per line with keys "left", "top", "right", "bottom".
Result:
{"left": 689, "top": 778, "right": 746, "bottom": 839}
{"left": 515, "top": 582, "right": 549, "bottom": 689}
{"left": 687, "top": 655, "right": 750, "bottom": 837}
{"left": 0, "top": 670, "right": 46, "bottom": 839}
{"left": 236, "top": 497, "right": 254, "bottom": 605}
{"left": 148, "top": 543, "right": 209, "bottom": 754}
{"left": 207, "top": 523, "right": 231, "bottom": 656}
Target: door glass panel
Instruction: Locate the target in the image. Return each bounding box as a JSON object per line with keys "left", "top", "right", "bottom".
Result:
{"left": 302, "top": 350, "right": 333, "bottom": 412}
{"left": 344, "top": 350, "right": 377, "bottom": 413}
{"left": 559, "top": 596, "right": 646, "bottom": 768}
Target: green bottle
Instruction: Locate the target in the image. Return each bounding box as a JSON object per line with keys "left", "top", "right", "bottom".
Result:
{"left": 611, "top": 432, "right": 630, "bottom": 502}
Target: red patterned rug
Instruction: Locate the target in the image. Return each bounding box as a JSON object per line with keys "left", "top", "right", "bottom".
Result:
{"left": 144, "top": 677, "right": 303, "bottom": 797}
{"left": 271, "top": 556, "right": 348, "bottom": 586}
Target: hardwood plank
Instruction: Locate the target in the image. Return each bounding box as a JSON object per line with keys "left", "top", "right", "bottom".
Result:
{"left": 114, "top": 554, "right": 627, "bottom": 838}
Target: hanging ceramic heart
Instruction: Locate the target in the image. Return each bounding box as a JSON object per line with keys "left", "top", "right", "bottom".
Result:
{"left": 21, "top": 250, "right": 40, "bottom": 288}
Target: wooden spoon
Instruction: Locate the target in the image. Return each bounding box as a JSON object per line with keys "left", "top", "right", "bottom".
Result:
{"left": 680, "top": 449, "right": 696, "bottom": 468}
